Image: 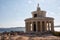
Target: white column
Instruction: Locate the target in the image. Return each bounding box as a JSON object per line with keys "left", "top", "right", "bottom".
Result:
{"left": 32, "top": 21, "right": 34, "bottom": 32}
{"left": 27, "top": 22, "right": 30, "bottom": 32}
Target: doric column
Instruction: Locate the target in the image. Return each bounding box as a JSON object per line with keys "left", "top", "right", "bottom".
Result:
{"left": 51, "top": 21, "right": 54, "bottom": 32}
{"left": 29, "top": 22, "right": 31, "bottom": 32}
{"left": 25, "top": 22, "right": 28, "bottom": 32}
{"left": 48, "top": 22, "right": 50, "bottom": 31}
{"left": 40, "top": 21, "right": 42, "bottom": 32}
{"left": 32, "top": 21, "right": 34, "bottom": 32}
{"left": 30, "top": 22, "right": 32, "bottom": 31}
{"left": 36, "top": 21, "right": 38, "bottom": 32}
{"left": 28, "top": 22, "right": 31, "bottom": 32}
{"left": 38, "top": 21, "right": 40, "bottom": 32}
{"left": 44, "top": 21, "right": 47, "bottom": 31}
{"left": 27, "top": 22, "right": 29, "bottom": 32}
{"left": 26, "top": 22, "right": 30, "bottom": 32}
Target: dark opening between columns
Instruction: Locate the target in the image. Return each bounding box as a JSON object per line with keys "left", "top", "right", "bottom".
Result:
{"left": 42, "top": 21, "right": 45, "bottom": 32}
{"left": 33, "top": 22, "right": 36, "bottom": 32}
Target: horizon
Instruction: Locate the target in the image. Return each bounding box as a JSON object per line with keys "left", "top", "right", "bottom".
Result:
{"left": 0, "top": 25, "right": 60, "bottom": 28}
{"left": 0, "top": 27, "right": 60, "bottom": 32}
{"left": 0, "top": 0, "right": 60, "bottom": 28}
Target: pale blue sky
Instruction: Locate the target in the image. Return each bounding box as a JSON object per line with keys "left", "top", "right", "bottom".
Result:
{"left": 0, "top": 0, "right": 60, "bottom": 28}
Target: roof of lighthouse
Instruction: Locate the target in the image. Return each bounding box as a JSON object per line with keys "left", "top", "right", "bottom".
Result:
{"left": 25, "top": 3, "right": 54, "bottom": 21}
{"left": 31, "top": 3, "right": 46, "bottom": 14}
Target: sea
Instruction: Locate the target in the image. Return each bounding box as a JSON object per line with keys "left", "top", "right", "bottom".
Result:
{"left": 54, "top": 27, "right": 60, "bottom": 32}
{"left": 0, "top": 27, "right": 60, "bottom": 33}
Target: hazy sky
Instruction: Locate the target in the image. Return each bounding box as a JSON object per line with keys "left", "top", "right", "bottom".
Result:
{"left": 0, "top": 0, "right": 60, "bottom": 28}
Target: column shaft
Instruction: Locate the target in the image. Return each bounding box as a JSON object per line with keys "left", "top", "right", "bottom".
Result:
{"left": 48, "top": 22, "right": 50, "bottom": 31}
{"left": 40, "top": 21, "right": 42, "bottom": 32}
{"left": 27, "top": 22, "right": 29, "bottom": 32}
{"left": 32, "top": 21, "right": 34, "bottom": 32}
{"left": 36, "top": 21, "right": 38, "bottom": 32}
{"left": 44, "top": 21, "right": 47, "bottom": 31}
{"left": 51, "top": 21, "right": 54, "bottom": 32}
{"left": 29, "top": 22, "right": 31, "bottom": 32}
{"left": 25, "top": 22, "right": 27, "bottom": 32}
{"left": 25, "top": 22, "right": 28, "bottom": 32}
{"left": 38, "top": 21, "right": 40, "bottom": 32}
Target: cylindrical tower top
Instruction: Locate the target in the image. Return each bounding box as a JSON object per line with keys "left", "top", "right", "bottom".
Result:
{"left": 31, "top": 3, "right": 46, "bottom": 18}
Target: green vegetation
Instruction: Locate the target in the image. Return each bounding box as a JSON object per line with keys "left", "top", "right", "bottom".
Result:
{"left": 52, "top": 31, "right": 60, "bottom": 36}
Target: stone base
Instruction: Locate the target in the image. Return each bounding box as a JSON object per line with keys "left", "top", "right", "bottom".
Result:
{"left": 12, "top": 35, "right": 60, "bottom": 40}
{"left": 25, "top": 31, "right": 52, "bottom": 36}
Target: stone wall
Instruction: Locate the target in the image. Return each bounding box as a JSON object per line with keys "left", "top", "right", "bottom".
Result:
{"left": 0, "top": 35, "right": 60, "bottom": 40}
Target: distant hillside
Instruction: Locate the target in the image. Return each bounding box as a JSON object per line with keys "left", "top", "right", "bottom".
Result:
{"left": 0, "top": 27, "right": 25, "bottom": 33}
{"left": 0, "top": 26, "right": 60, "bottom": 33}
{"left": 55, "top": 26, "right": 60, "bottom": 27}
